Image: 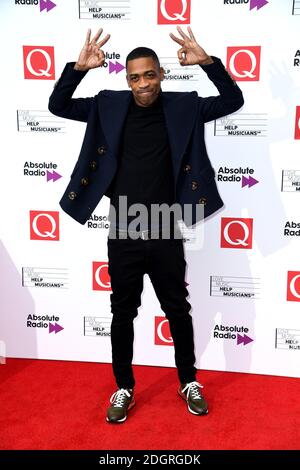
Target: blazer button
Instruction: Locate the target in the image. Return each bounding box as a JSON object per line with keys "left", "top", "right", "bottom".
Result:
{"left": 90, "top": 161, "right": 97, "bottom": 171}
{"left": 68, "top": 191, "right": 77, "bottom": 200}
{"left": 191, "top": 181, "right": 198, "bottom": 191}
{"left": 97, "top": 146, "right": 106, "bottom": 155}
{"left": 183, "top": 164, "right": 191, "bottom": 173}
{"left": 81, "top": 177, "right": 89, "bottom": 186}
{"left": 199, "top": 197, "right": 207, "bottom": 205}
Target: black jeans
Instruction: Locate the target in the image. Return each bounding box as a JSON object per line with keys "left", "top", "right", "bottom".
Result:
{"left": 107, "top": 236, "right": 197, "bottom": 389}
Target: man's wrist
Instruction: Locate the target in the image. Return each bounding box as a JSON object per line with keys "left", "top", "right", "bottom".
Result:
{"left": 74, "top": 63, "right": 88, "bottom": 72}
{"left": 199, "top": 56, "right": 214, "bottom": 66}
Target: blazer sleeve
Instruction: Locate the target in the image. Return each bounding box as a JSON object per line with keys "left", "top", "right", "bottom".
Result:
{"left": 198, "top": 56, "right": 244, "bottom": 123}
{"left": 48, "top": 62, "right": 95, "bottom": 122}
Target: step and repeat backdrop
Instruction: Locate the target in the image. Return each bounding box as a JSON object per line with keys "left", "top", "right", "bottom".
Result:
{"left": 1, "top": 0, "right": 300, "bottom": 377}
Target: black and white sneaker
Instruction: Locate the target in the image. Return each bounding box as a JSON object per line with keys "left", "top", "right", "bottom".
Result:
{"left": 178, "top": 381, "right": 208, "bottom": 415}
{"left": 106, "top": 388, "right": 135, "bottom": 423}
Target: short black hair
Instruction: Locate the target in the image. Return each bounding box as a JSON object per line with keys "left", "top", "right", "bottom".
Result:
{"left": 126, "top": 47, "right": 160, "bottom": 69}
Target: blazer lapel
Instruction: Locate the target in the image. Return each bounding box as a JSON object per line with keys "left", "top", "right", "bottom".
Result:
{"left": 162, "top": 91, "right": 198, "bottom": 182}
{"left": 97, "top": 90, "right": 131, "bottom": 158}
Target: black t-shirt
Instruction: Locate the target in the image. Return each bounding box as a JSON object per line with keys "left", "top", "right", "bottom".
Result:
{"left": 109, "top": 94, "right": 176, "bottom": 230}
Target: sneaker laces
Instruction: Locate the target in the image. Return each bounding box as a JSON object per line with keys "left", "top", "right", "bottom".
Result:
{"left": 182, "top": 381, "right": 204, "bottom": 400}
{"left": 110, "top": 388, "right": 132, "bottom": 408}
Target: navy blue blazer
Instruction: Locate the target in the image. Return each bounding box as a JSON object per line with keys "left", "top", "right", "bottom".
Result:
{"left": 48, "top": 57, "right": 244, "bottom": 225}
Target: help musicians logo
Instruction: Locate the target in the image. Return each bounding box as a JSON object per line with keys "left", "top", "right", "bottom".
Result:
{"left": 17, "top": 110, "right": 65, "bottom": 133}
{"left": 79, "top": 0, "right": 131, "bottom": 20}
{"left": 292, "top": 0, "right": 300, "bottom": 15}
{"left": 84, "top": 317, "right": 111, "bottom": 337}
{"left": 22, "top": 267, "right": 69, "bottom": 289}
{"left": 281, "top": 170, "right": 300, "bottom": 192}
{"left": 210, "top": 275, "right": 261, "bottom": 299}
{"left": 215, "top": 113, "right": 268, "bottom": 137}
{"left": 276, "top": 328, "right": 300, "bottom": 351}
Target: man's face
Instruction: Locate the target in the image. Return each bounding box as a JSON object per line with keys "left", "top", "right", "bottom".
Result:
{"left": 126, "top": 57, "right": 164, "bottom": 107}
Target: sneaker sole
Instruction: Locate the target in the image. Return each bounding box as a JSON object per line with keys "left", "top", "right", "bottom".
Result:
{"left": 178, "top": 390, "right": 208, "bottom": 416}
{"left": 106, "top": 399, "right": 136, "bottom": 423}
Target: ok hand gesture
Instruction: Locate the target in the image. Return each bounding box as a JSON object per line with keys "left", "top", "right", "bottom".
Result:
{"left": 74, "top": 28, "right": 110, "bottom": 71}
{"left": 170, "top": 26, "right": 213, "bottom": 66}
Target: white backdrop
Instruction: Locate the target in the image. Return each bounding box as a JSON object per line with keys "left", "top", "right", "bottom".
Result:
{"left": 1, "top": 0, "right": 300, "bottom": 378}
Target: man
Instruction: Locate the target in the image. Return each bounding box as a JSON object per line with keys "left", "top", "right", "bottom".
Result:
{"left": 48, "top": 27, "right": 244, "bottom": 423}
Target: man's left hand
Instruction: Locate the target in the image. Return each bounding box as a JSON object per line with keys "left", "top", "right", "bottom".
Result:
{"left": 170, "top": 26, "right": 213, "bottom": 66}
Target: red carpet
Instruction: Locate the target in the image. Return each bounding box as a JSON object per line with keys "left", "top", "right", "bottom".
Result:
{"left": 0, "top": 358, "right": 299, "bottom": 450}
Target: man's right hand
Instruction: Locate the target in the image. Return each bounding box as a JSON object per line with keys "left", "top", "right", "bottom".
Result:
{"left": 74, "top": 28, "right": 110, "bottom": 71}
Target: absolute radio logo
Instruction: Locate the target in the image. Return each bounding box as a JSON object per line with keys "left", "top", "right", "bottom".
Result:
{"left": 223, "top": 0, "right": 268, "bottom": 10}
{"left": 220, "top": 217, "right": 253, "bottom": 249}
{"left": 213, "top": 324, "right": 253, "bottom": 345}
{"left": 155, "top": 317, "right": 173, "bottom": 346}
{"left": 104, "top": 52, "right": 125, "bottom": 74}
{"left": 93, "top": 262, "right": 111, "bottom": 291}
{"left": 26, "top": 314, "right": 63, "bottom": 333}
{"left": 86, "top": 214, "right": 110, "bottom": 230}
{"left": 217, "top": 167, "right": 259, "bottom": 188}
{"left": 283, "top": 221, "right": 300, "bottom": 237}
{"left": 287, "top": 271, "right": 300, "bottom": 302}
{"left": 30, "top": 211, "right": 59, "bottom": 241}
{"left": 23, "top": 46, "right": 55, "bottom": 80}
{"left": 23, "top": 161, "right": 62, "bottom": 182}
{"left": 15, "top": 0, "right": 56, "bottom": 13}
{"left": 157, "top": 0, "right": 191, "bottom": 24}
{"left": 227, "top": 46, "right": 261, "bottom": 81}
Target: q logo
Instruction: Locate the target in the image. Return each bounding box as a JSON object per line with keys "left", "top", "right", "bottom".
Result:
{"left": 23, "top": 46, "right": 55, "bottom": 80}
{"left": 221, "top": 217, "right": 253, "bottom": 249}
{"left": 155, "top": 317, "right": 173, "bottom": 345}
{"left": 158, "top": 0, "right": 191, "bottom": 24}
{"left": 287, "top": 271, "right": 300, "bottom": 302}
{"left": 227, "top": 46, "right": 261, "bottom": 81}
{"left": 30, "top": 211, "right": 59, "bottom": 241}
{"left": 93, "top": 262, "right": 111, "bottom": 291}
